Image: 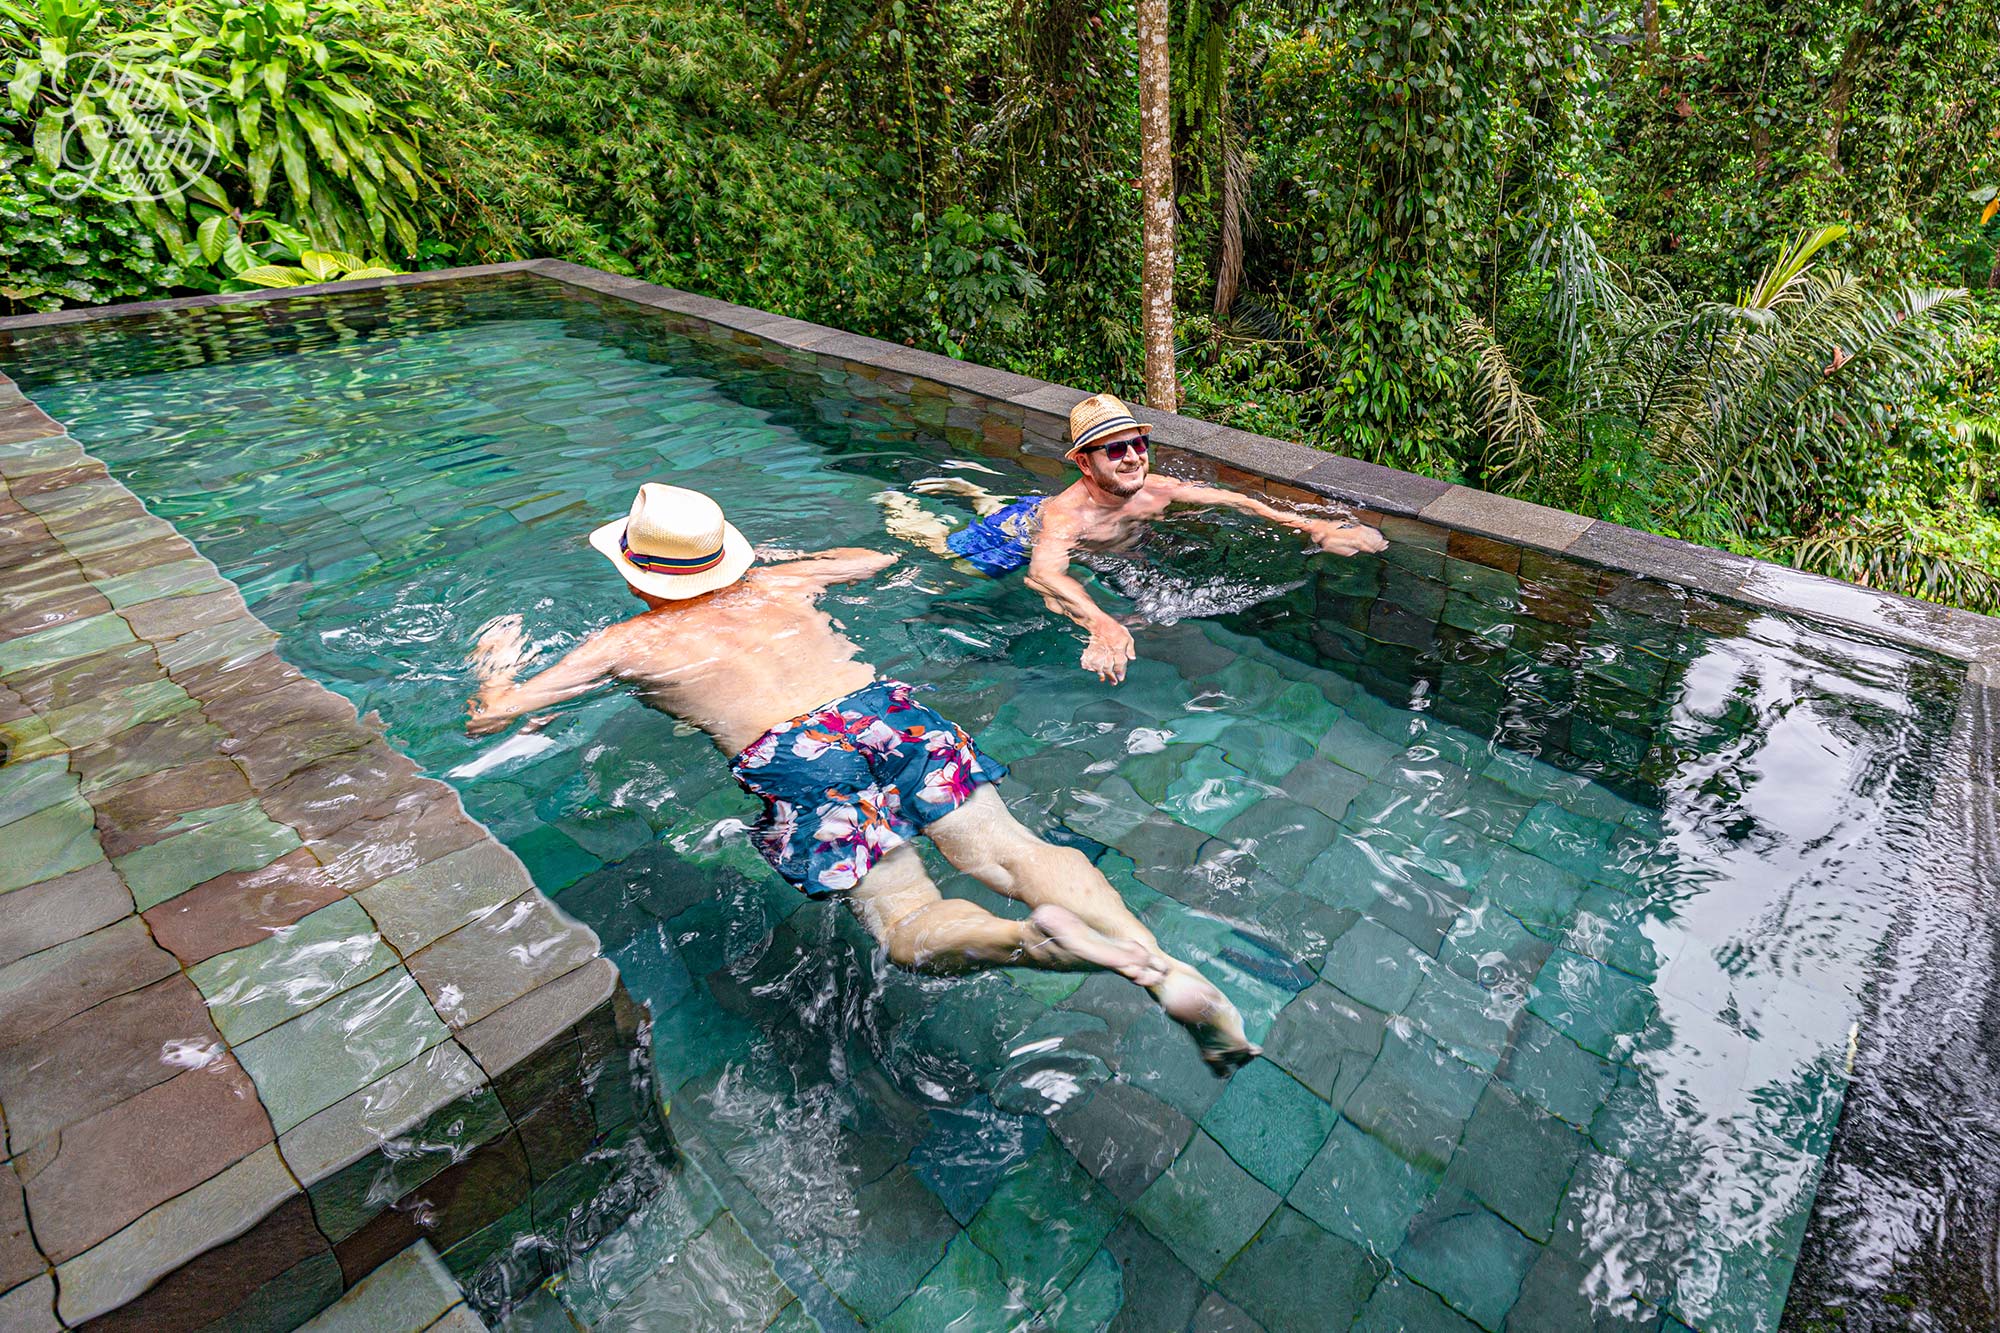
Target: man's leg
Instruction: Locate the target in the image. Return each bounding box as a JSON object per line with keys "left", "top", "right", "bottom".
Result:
{"left": 911, "top": 475, "right": 1014, "bottom": 517}
{"left": 924, "top": 786, "right": 1258, "bottom": 1068}
{"left": 872, "top": 491, "right": 957, "bottom": 558}
{"left": 849, "top": 842, "right": 1162, "bottom": 982}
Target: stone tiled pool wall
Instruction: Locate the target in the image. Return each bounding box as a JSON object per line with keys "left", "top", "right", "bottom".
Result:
{"left": 0, "top": 374, "right": 669, "bottom": 1330}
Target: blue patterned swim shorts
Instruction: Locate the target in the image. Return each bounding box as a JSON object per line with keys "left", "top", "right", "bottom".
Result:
{"left": 944, "top": 495, "right": 1047, "bottom": 576}
{"left": 729, "top": 679, "right": 1009, "bottom": 896}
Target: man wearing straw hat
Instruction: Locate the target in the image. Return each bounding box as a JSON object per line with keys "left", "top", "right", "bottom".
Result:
{"left": 877, "top": 393, "right": 1387, "bottom": 683}
{"left": 465, "top": 482, "right": 1259, "bottom": 1071}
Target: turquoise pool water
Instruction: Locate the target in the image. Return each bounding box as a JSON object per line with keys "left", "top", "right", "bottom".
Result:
{"left": 13, "top": 279, "right": 1965, "bottom": 1332}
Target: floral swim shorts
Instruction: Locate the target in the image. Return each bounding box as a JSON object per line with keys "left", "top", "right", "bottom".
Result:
{"left": 729, "top": 679, "right": 1009, "bottom": 896}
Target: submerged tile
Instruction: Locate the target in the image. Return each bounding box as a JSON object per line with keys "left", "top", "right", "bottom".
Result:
{"left": 0, "top": 862, "right": 131, "bottom": 969}
{"left": 1132, "top": 1131, "right": 1280, "bottom": 1282}
{"left": 1216, "top": 1205, "right": 1382, "bottom": 1333}
{"left": 0, "top": 755, "right": 75, "bottom": 828}
{"left": 356, "top": 840, "right": 536, "bottom": 954}
{"left": 42, "top": 675, "right": 198, "bottom": 750}
{"left": 0, "top": 795, "right": 102, "bottom": 894}
{"left": 0, "top": 916, "right": 177, "bottom": 1049}
{"left": 803, "top": 1165, "right": 955, "bottom": 1323}
{"left": 113, "top": 800, "right": 302, "bottom": 910}
{"left": 189, "top": 897, "right": 400, "bottom": 1045}
{"left": 1265, "top": 983, "right": 1387, "bottom": 1107}
{"left": 1289, "top": 1115, "right": 1441, "bottom": 1257}
{"left": 142, "top": 848, "right": 344, "bottom": 965}
{"left": 0, "top": 612, "right": 136, "bottom": 677}
{"left": 0, "top": 1274, "right": 58, "bottom": 1333}
{"left": 968, "top": 1139, "right": 1120, "bottom": 1301}
{"left": 90, "top": 757, "right": 255, "bottom": 858}
{"left": 1447, "top": 1084, "right": 1585, "bottom": 1245}
{"left": 1395, "top": 1188, "right": 1540, "bottom": 1331}
{"left": 53, "top": 1143, "right": 297, "bottom": 1325}
{"left": 609, "top": 1212, "right": 791, "bottom": 1333}
{"left": 15, "top": 1055, "right": 272, "bottom": 1263}
{"left": 0, "top": 973, "right": 221, "bottom": 1148}
{"left": 406, "top": 891, "right": 601, "bottom": 1030}
{"left": 235, "top": 967, "right": 451, "bottom": 1133}
{"left": 1342, "top": 1027, "right": 1486, "bottom": 1174}
{"left": 1351, "top": 1273, "right": 1481, "bottom": 1333}
{"left": 1202, "top": 1061, "right": 1340, "bottom": 1195}
{"left": 278, "top": 1041, "right": 490, "bottom": 1191}
{"left": 1318, "top": 918, "right": 1429, "bottom": 1014}
{"left": 295, "top": 1240, "right": 461, "bottom": 1333}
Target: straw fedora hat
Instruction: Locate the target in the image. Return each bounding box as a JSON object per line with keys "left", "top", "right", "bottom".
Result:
{"left": 1065, "top": 392, "right": 1153, "bottom": 461}
{"left": 588, "top": 483, "right": 754, "bottom": 600}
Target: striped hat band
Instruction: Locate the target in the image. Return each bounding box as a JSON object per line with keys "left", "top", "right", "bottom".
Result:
{"left": 1071, "top": 414, "right": 1151, "bottom": 451}
{"left": 621, "top": 534, "right": 725, "bottom": 575}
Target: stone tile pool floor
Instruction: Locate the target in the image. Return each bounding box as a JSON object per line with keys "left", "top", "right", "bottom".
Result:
{"left": 5, "top": 279, "right": 1960, "bottom": 1332}
{"left": 499, "top": 610, "right": 1925, "bottom": 1333}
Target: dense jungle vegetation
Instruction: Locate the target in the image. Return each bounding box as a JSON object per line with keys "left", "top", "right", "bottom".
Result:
{"left": 5, "top": 0, "right": 2000, "bottom": 608}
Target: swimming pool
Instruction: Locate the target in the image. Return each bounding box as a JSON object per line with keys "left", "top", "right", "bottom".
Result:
{"left": 6, "top": 272, "right": 1988, "bottom": 1332}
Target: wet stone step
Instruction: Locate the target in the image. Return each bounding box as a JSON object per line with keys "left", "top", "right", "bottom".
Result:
{"left": 0, "top": 399, "right": 666, "bottom": 1331}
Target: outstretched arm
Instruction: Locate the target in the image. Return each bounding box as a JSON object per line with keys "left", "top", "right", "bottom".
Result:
{"left": 761, "top": 547, "right": 900, "bottom": 588}
{"left": 1151, "top": 476, "right": 1387, "bottom": 555}
{"left": 466, "top": 616, "right": 621, "bottom": 736}
{"left": 1025, "top": 521, "right": 1135, "bottom": 684}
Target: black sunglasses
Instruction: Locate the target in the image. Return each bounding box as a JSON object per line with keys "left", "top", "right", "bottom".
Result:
{"left": 1080, "top": 437, "right": 1149, "bottom": 461}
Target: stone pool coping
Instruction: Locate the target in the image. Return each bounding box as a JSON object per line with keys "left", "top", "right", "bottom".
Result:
{"left": 5, "top": 256, "right": 1998, "bottom": 669}
{"left": 0, "top": 360, "right": 666, "bottom": 1329}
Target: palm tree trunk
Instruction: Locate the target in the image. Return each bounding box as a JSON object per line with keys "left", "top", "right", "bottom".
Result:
{"left": 1138, "top": 0, "right": 1178, "bottom": 410}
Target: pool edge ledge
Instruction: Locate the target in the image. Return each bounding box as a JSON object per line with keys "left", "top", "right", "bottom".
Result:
{"left": 0, "top": 376, "right": 673, "bottom": 1331}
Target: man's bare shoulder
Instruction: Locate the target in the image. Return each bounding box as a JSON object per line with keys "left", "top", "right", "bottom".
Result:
{"left": 1037, "top": 484, "right": 1093, "bottom": 529}
{"left": 1140, "top": 473, "right": 1198, "bottom": 501}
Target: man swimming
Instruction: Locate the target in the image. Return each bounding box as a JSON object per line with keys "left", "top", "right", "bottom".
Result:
{"left": 875, "top": 393, "right": 1388, "bottom": 683}
{"left": 465, "top": 482, "right": 1258, "bottom": 1070}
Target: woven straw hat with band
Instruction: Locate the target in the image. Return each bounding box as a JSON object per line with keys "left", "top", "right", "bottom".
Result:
{"left": 1065, "top": 393, "right": 1153, "bottom": 461}
{"left": 589, "top": 483, "right": 755, "bottom": 600}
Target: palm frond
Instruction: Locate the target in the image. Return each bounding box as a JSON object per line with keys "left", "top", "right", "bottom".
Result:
{"left": 1774, "top": 523, "right": 2000, "bottom": 616}
{"left": 1735, "top": 225, "right": 1848, "bottom": 310}
{"left": 1457, "top": 317, "right": 1561, "bottom": 493}
{"left": 1951, "top": 412, "right": 2000, "bottom": 451}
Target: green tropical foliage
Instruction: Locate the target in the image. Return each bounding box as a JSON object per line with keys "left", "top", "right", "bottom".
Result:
{"left": 3, "top": 0, "right": 1999, "bottom": 614}
{"left": 2, "top": 0, "right": 429, "bottom": 296}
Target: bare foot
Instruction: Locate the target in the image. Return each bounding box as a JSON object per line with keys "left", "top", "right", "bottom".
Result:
{"left": 1027, "top": 904, "right": 1170, "bottom": 987}
{"left": 912, "top": 475, "right": 1011, "bottom": 503}
{"left": 1155, "top": 965, "right": 1261, "bottom": 1074}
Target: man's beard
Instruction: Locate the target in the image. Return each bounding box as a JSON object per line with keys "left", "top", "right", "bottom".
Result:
{"left": 1104, "top": 471, "right": 1147, "bottom": 498}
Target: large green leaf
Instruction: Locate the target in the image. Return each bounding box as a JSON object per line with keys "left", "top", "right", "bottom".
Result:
{"left": 247, "top": 136, "right": 277, "bottom": 203}
{"left": 237, "top": 91, "right": 262, "bottom": 150}
{"left": 291, "top": 101, "right": 345, "bottom": 173}
{"left": 8, "top": 59, "right": 42, "bottom": 113}
{"left": 234, "top": 264, "right": 306, "bottom": 287}
{"left": 196, "top": 212, "right": 228, "bottom": 263}
{"left": 275, "top": 110, "right": 310, "bottom": 202}
{"left": 32, "top": 106, "right": 62, "bottom": 169}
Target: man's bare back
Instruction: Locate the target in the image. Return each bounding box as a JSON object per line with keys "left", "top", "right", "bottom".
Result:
{"left": 469, "top": 549, "right": 894, "bottom": 756}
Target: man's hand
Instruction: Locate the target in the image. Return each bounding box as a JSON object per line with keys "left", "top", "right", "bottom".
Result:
{"left": 1081, "top": 622, "right": 1137, "bottom": 684}
{"left": 469, "top": 614, "right": 530, "bottom": 684}
{"left": 1301, "top": 518, "right": 1387, "bottom": 557}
